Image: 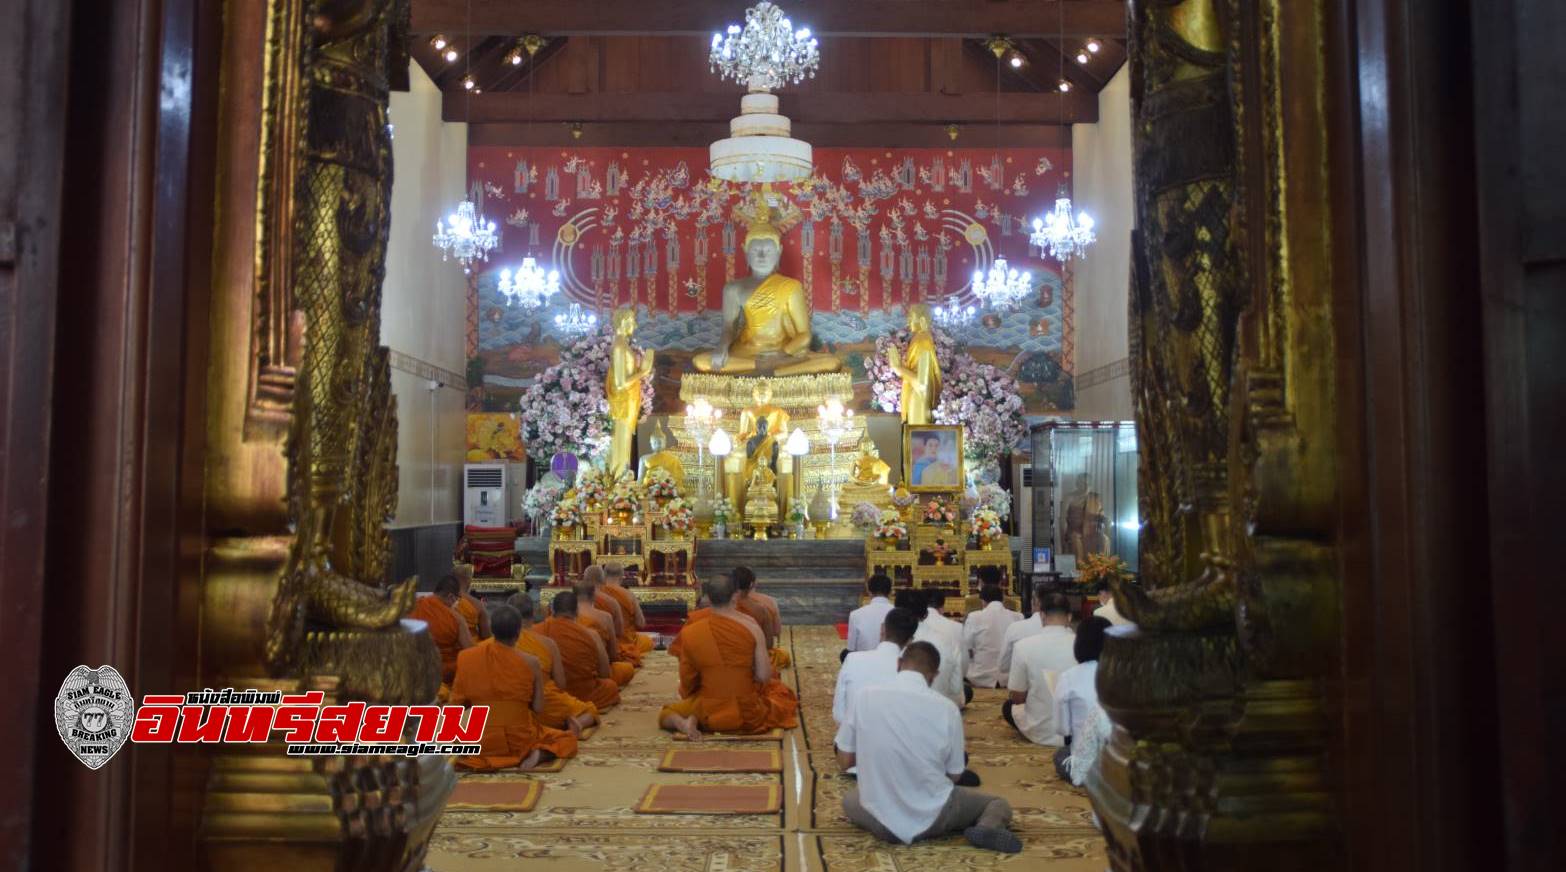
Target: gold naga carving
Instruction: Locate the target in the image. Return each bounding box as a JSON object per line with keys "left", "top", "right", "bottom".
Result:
{"left": 1090, "top": 0, "right": 1343, "bottom": 868}
{"left": 199, "top": 0, "right": 451, "bottom": 868}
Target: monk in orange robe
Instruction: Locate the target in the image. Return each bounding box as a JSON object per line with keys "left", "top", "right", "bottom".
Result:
{"left": 407, "top": 574, "right": 474, "bottom": 688}
{"left": 733, "top": 566, "right": 791, "bottom": 671}
{"left": 506, "top": 593, "right": 598, "bottom": 733}
{"left": 659, "top": 576, "right": 799, "bottom": 739}
{"left": 450, "top": 604, "right": 578, "bottom": 771}
{"left": 452, "top": 565, "right": 492, "bottom": 641}
{"left": 535, "top": 591, "right": 621, "bottom": 710}
{"left": 574, "top": 571, "right": 638, "bottom": 683}
{"left": 601, "top": 562, "right": 656, "bottom": 656}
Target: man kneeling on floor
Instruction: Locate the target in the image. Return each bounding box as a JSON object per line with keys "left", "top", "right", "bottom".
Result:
{"left": 836, "top": 641, "right": 1023, "bottom": 853}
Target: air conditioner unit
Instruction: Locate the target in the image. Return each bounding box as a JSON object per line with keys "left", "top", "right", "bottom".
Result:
{"left": 463, "top": 463, "right": 508, "bottom": 527}
{"left": 1012, "top": 457, "right": 1036, "bottom": 572}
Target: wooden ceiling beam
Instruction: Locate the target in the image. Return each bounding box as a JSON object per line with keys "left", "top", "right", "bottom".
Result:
{"left": 411, "top": 0, "right": 1127, "bottom": 40}
{"left": 447, "top": 89, "right": 1098, "bottom": 124}
{"left": 469, "top": 121, "right": 1071, "bottom": 149}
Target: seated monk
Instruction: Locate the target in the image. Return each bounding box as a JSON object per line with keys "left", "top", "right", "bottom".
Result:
{"left": 732, "top": 566, "right": 791, "bottom": 671}
{"left": 452, "top": 564, "right": 492, "bottom": 642}
{"left": 449, "top": 604, "right": 578, "bottom": 771}
{"left": 576, "top": 568, "right": 639, "bottom": 682}
{"left": 507, "top": 593, "right": 598, "bottom": 734}
{"left": 659, "top": 575, "right": 799, "bottom": 739}
{"left": 407, "top": 574, "right": 474, "bottom": 690}
{"left": 600, "top": 562, "right": 656, "bottom": 656}
{"left": 535, "top": 591, "right": 621, "bottom": 711}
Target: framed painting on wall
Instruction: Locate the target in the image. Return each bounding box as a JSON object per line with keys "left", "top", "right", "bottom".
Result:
{"left": 903, "top": 424, "right": 964, "bottom": 492}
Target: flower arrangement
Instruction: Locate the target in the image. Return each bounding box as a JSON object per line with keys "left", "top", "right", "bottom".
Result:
{"left": 663, "top": 497, "right": 694, "bottom": 535}
{"left": 607, "top": 478, "right": 644, "bottom": 518}
{"left": 873, "top": 510, "right": 909, "bottom": 546}
{"left": 644, "top": 467, "right": 680, "bottom": 502}
{"left": 712, "top": 496, "right": 737, "bottom": 526}
{"left": 891, "top": 488, "right": 918, "bottom": 512}
{"left": 976, "top": 483, "right": 1012, "bottom": 521}
{"left": 549, "top": 495, "right": 584, "bottom": 531}
{"left": 868, "top": 326, "right": 1027, "bottom": 463}
{"left": 850, "top": 502, "right": 884, "bottom": 531}
{"left": 786, "top": 497, "right": 810, "bottom": 525}
{"left": 515, "top": 322, "right": 656, "bottom": 464}
{"left": 970, "top": 507, "right": 1004, "bottom": 548}
{"left": 921, "top": 495, "right": 958, "bottom": 526}
{"left": 523, "top": 479, "right": 566, "bottom": 520}
{"left": 1078, "top": 552, "right": 1132, "bottom": 586}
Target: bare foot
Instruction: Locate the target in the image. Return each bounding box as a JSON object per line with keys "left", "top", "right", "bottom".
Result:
{"left": 679, "top": 715, "right": 703, "bottom": 741}
{"left": 517, "top": 749, "right": 544, "bottom": 771}
{"left": 570, "top": 712, "right": 597, "bottom": 734}
{"left": 566, "top": 718, "right": 583, "bottom": 738}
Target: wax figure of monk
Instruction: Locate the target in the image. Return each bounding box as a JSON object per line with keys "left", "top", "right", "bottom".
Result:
{"left": 449, "top": 605, "right": 579, "bottom": 772}
{"left": 535, "top": 592, "right": 621, "bottom": 710}
{"left": 407, "top": 574, "right": 474, "bottom": 689}
{"left": 452, "top": 564, "right": 492, "bottom": 642}
{"left": 600, "top": 562, "right": 656, "bottom": 656}
{"left": 575, "top": 569, "right": 639, "bottom": 681}
{"left": 660, "top": 576, "right": 799, "bottom": 739}
{"left": 732, "top": 566, "right": 791, "bottom": 671}
{"left": 507, "top": 593, "right": 599, "bottom": 734}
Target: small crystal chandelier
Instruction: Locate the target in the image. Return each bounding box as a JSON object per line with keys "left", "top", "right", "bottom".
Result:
{"left": 553, "top": 303, "right": 598, "bottom": 336}
{"left": 933, "top": 301, "right": 977, "bottom": 327}
{"left": 497, "top": 257, "right": 560, "bottom": 309}
{"left": 709, "top": 2, "right": 819, "bottom": 91}
{"left": 1030, "top": 188, "right": 1097, "bottom": 261}
{"left": 971, "top": 257, "right": 1032, "bottom": 311}
{"left": 433, "top": 199, "right": 499, "bottom": 273}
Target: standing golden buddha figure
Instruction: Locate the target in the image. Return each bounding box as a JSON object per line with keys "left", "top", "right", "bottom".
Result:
{"left": 692, "top": 192, "right": 839, "bottom": 376}
{"left": 893, "top": 303, "right": 942, "bottom": 425}
{"left": 606, "top": 306, "right": 654, "bottom": 477}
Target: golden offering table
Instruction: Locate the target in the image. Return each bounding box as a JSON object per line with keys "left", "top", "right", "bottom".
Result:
{"left": 861, "top": 517, "right": 1015, "bottom": 602}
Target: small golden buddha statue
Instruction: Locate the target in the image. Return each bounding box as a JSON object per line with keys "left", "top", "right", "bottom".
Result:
{"left": 744, "top": 455, "right": 779, "bottom": 526}
{"left": 606, "top": 306, "right": 654, "bottom": 477}
{"left": 892, "top": 303, "right": 942, "bottom": 426}
{"left": 692, "top": 193, "right": 839, "bottom": 376}
{"left": 638, "top": 433, "right": 686, "bottom": 491}
{"left": 840, "top": 437, "right": 893, "bottom": 510}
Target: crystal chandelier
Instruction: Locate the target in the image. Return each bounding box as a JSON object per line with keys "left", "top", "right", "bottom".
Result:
{"left": 933, "top": 301, "right": 977, "bottom": 327}
{"left": 553, "top": 303, "right": 598, "bottom": 336}
{"left": 497, "top": 257, "right": 560, "bottom": 309}
{"left": 433, "top": 200, "right": 499, "bottom": 273}
{"left": 970, "top": 257, "right": 1032, "bottom": 311}
{"left": 709, "top": 2, "right": 819, "bottom": 91}
{"left": 1030, "top": 188, "right": 1097, "bottom": 261}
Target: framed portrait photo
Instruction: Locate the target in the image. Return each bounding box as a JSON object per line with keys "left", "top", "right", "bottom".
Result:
{"left": 903, "top": 424, "right": 964, "bottom": 492}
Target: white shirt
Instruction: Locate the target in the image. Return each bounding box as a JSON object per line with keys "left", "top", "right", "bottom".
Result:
{"left": 832, "top": 641, "right": 901, "bottom": 724}
{"left": 1052, "top": 660, "right": 1108, "bottom": 785}
{"left": 837, "top": 671, "right": 966, "bottom": 844}
{"left": 963, "top": 601, "right": 1022, "bottom": 687}
{"left": 1094, "top": 599, "right": 1130, "bottom": 626}
{"left": 913, "top": 621, "right": 964, "bottom": 709}
{"left": 923, "top": 608, "right": 967, "bottom": 691}
{"left": 998, "top": 616, "right": 1046, "bottom": 677}
{"left": 1005, "top": 624, "right": 1078, "bottom": 745}
{"left": 847, "top": 596, "right": 894, "bottom": 652}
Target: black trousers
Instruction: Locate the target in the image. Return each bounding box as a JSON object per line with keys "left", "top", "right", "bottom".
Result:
{"left": 1001, "top": 698, "right": 1018, "bottom": 729}
{"left": 1053, "top": 742, "right": 1073, "bottom": 782}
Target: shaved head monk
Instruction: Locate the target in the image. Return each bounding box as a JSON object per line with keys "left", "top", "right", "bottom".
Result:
{"left": 451, "top": 564, "right": 492, "bottom": 642}
{"left": 450, "top": 604, "right": 578, "bottom": 772}
{"left": 670, "top": 579, "right": 764, "bottom": 659}
{"left": 660, "top": 575, "right": 799, "bottom": 740}
{"left": 732, "top": 566, "right": 791, "bottom": 671}
{"left": 507, "top": 593, "right": 598, "bottom": 734}
{"left": 578, "top": 567, "right": 641, "bottom": 677}
{"left": 407, "top": 574, "right": 474, "bottom": 689}
{"left": 600, "top": 562, "right": 655, "bottom": 656}
{"left": 535, "top": 591, "right": 621, "bottom": 711}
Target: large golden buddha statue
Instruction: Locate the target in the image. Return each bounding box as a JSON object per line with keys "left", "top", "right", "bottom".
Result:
{"left": 693, "top": 195, "right": 839, "bottom": 376}
{"left": 892, "top": 303, "right": 942, "bottom": 425}
{"left": 606, "top": 306, "right": 655, "bottom": 476}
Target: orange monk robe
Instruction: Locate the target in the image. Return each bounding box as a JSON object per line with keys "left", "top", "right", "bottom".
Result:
{"left": 580, "top": 613, "right": 637, "bottom": 685}
{"left": 409, "top": 595, "right": 464, "bottom": 686}
{"left": 594, "top": 592, "right": 644, "bottom": 666}
{"left": 516, "top": 631, "right": 598, "bottom": 729}
{"left": 455, "top": 595, "right": 486, "bottom": 639}
{"left": 659, "top": 614, "right": 798, "bottom": 733}
{"left": 602, "top": 584, "right": 656, "bottom": 656}
{"left": 449, "top": 640, "right": 577, "bottom": 771}
{"left": 736, "top": 595, "right": 791, "bottom": 671}
{"left": 536, "top": 616, "right": 621, "bottom": 710}
{"left": 668, "top": 607, "right": 713, "bottom": 659}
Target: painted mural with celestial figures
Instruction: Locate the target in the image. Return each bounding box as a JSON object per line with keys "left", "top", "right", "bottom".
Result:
{"left": 465, "top": 412, "right": 527, "bottom": 462}
{"left": 466, "top": 146, "right": 1076, "bottom": 415}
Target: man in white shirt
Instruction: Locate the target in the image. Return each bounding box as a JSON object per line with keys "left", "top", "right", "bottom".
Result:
{"left": 844, "top": 574, "right": 895, "bottom": 659}
{"left": 963, "top": 584, "right": 1022, "bottom": 688}
{"left": 922, "top": 588, "right": 971, "bottom": 704}
{"left": 1004, "top": 592, "right": 1078, "bottom": 745}
{"left": 833, "top": 607, "right": 917, "bottom": 725}
{"left": 837, "top": 642, "right": 1022, "bottom": 853}
{"left": 1093, "top": 581, "right": 1130, "bottom": 626}
{"left": 998, "top": 582, "right": 1054, "bottom": 678}
{"left": 897, "top": 589, "right": 965, "bottom": 709}
{"left": 1053, "top": 616, "right": 1111, "bottom": 785}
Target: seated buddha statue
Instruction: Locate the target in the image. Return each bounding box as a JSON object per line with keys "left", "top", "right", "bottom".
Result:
{"left": 840, "top": 438, "right": 893, "bottom": 510}
{"left": 744, "top": 455, "right": 780, "bottom": 525}
{"left": 692, "top": 194, "right": 839, "bottom": 376}
{"left": 638, "top": 433, "right": 686, "bottom": 492}
{"left": 737, "top": 382, "right": 789, "bottom": 485}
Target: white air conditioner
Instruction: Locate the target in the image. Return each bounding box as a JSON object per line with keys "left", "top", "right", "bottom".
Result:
{"left": 1011, "top": 457, "right": 1036, "bottom": 572}
{"left": 463, "top": 463, "right": 508, "bottom": 527}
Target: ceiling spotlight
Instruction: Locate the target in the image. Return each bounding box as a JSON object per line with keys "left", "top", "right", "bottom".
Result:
{"left": 430, "top": 35, "right": 448, "bottom": 51}
{"left": 506, "top": 49, "right": 523, "bottom": 66}
{"left": 1058, "top": 80, "right": 1072, "bottom": 93}
{"left": 462, "top": 75, "right": 476, "bottom": 91}
{"left": 1086, "top": 38, "right": 1102, "bottom": 53}
{"left": 1009, "top": 54, "right": 1024, "bottom": 68}
{"left": 443, "top": 48, "right": 459, "bottom": 63}
{"left": 1076, "top": 51, "right": 1090, "bottom": 64}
